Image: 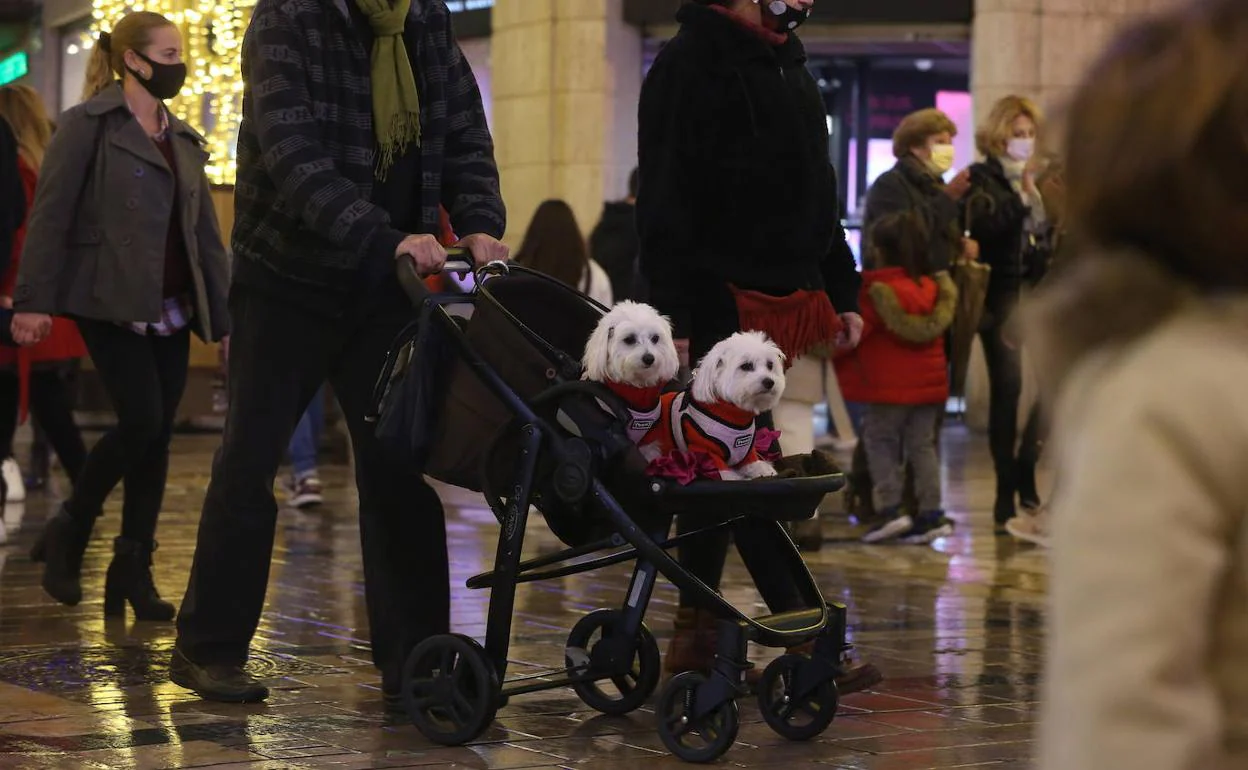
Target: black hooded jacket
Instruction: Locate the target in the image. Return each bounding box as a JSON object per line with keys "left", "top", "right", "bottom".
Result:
{"left": 636, "top": 3, "right": 860, "bottom": 338}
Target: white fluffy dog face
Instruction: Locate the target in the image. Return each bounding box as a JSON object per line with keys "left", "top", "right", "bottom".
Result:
{"left": 581, "top": 301, "right": 680, "bottom": 388}
{"left": 691, "top": 331, "right": 787, "bottom": 414}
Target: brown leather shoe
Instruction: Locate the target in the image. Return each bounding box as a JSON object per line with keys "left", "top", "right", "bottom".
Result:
{"left": 664, "top": 607, "right": 718, "bottom": 675}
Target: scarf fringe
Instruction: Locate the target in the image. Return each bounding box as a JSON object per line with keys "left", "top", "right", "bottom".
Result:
{"left": 731, "top": 287, "right": 844, "bottom": 363}
{"left": 375, "top": 112, "right": 422, "bottom": 181}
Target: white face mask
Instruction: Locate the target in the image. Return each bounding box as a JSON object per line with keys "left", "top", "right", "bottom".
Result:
{"left": 1007, "top": 137, "right": 1035, "bottom": 162}
{"left": 928, "top": 143, "right": 955, "bottom": 174}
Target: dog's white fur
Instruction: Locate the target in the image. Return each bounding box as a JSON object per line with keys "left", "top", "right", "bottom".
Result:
{"left": 582, "top": 301, "right": 681, "bottom": 389}
{"left": 691, "top": 331, "right": 787, "bottom": 480}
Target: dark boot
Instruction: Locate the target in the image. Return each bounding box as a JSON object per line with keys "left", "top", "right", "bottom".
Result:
{"left": 39, "top": 506, "right": 95, "bottom": 606}
{"left": 169, "top": 648, "right": 269, "bottom": 703}
{"left": 789, "top": 518, "right": 823, "bottom": 552}
{"left": 104, "top": 537, "right": 176, "bottom": 621}
{"left": 664, "top": 607, "right": 718, "bottom": 675}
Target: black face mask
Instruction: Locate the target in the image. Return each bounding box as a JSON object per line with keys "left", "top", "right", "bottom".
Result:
{"left": 762, "top": 0, "right": 811, "bottom": 31}
{"left": 127, "top": 51, "right": 187, "bottom": 101}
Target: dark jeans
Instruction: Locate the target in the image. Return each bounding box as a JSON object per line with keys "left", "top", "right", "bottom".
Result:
{"left": 675, "top": 282, "right": 803, "bottom": 611}
{"left": 175, "top": 282, "right": 447, "bottom": 689}
{"left": 70, "top": 321, "right": 190, "bottom": 543}
{"left": 0, "top": 367, "right": 88, "bottom": 484}
{"left": 979, "top": 319, "right": 1040, "bottom": 516}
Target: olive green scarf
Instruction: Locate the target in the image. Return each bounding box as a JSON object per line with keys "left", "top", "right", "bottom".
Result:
{"left": 354, "top": 0, "right": 421, "bottom": 179}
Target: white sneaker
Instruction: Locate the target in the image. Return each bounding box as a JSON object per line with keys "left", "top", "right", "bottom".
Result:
{"left": 3, "top": 458, "right": 25, "bottom": 503}
{"left": 1006, "top": 507, "right": 1052, "bottom": 547}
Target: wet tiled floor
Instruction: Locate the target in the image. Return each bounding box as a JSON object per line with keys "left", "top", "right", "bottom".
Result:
{"left": 0, "top": 425, "right": 1048, "bottom": 769}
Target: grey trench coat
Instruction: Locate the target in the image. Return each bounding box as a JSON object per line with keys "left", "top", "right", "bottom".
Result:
{"left": 13, "top": 83, "right": 229, "bottom": 341}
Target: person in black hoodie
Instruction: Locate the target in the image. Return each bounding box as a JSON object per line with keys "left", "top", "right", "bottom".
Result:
{"left": 589, "top": 167, "right": 644, "bottom": 303}
{"left": 637, "top": 0, "right": 878, "bottom": 693}
{"left": 963, "top": 95, "right": 1048, "bottom": 529}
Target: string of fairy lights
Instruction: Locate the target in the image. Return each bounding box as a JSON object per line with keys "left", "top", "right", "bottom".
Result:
{"left": 92, "top": 0, "right": 255, "bottom": 184}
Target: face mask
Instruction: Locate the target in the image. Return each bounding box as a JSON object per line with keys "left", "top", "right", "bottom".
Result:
{"left": 1007, "top": 137, "right": 1035, "bottom": 162}
{"left": 127, "top": 51, "right": 188, "bottom": 101}
{"left": 928, "top": 143, "right": 955, "bottom": 174}
{"left": 760, "top": 0, "right": 811, "bottom": 32}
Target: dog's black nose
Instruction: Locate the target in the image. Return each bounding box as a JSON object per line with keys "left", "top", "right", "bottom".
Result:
{"left": 761, "top": 378, "right": 775, "bottom": 391}
{"left": 642, "top": 353, "right": 655, "bottom": 367}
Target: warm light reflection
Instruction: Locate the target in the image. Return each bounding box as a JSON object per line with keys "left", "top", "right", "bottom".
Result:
{"left": 93, "top": 0, "right": 255, "bottom": 184}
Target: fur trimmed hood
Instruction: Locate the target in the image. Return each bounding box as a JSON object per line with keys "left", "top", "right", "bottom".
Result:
{"left": 869, "top": 270, "right": 959, "bottom": 344}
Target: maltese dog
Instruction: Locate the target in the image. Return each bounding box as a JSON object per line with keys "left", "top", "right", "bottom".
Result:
{"left": 650, "top": 331, "right": 787, "bottom": 480}
{"left": 582, "top": 301, "right": 681, "bottom": 445}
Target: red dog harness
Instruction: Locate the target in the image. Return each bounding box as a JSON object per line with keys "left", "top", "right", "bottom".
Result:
{"left": 663, "top": 391, "right": 760, "bottom": 470}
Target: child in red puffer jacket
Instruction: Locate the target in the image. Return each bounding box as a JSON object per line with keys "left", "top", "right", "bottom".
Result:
{"left": 834, "top": 211, "right": 959, "bottom": 545}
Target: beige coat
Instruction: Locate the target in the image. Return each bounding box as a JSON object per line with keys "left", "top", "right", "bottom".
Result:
{"left": 1038, "top": 296, "right": 1248, "bottom": 770}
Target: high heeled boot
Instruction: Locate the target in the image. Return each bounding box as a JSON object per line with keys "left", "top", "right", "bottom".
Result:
{"left": 104, "top": 537, "right": 176, "bottom": 621}
{"left": 40, "top": 505, "right": 95, "bottom": 606}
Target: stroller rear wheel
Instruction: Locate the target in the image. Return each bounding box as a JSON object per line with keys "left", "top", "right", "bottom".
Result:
{"left": 401, "top": 634, "right": 499, "bottom": 746}
{"left": 656, "top": 672, "right": 739, "bottom": 763}
{"left": 565, "top": 610, "right": 661, "bottom": 716}
{"left": 756, "top": 653, "right": 839, "bottom": 741}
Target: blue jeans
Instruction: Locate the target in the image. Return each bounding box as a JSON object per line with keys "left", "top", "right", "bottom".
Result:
{"left": 288, "top": 385, "right": 325, "bottom": 479}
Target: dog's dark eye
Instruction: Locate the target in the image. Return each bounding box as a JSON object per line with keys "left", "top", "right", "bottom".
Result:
{"left": 623, "top": 334, "right": 638, "bottom": 345}
{"left": 766, "top": 360, "right": 775, "bottom": 371}
{"left": 650, "top": 334, "right": 660, "bottom": 345}
{"left": 740, "top": 362, "right": 755, "bottom": 372}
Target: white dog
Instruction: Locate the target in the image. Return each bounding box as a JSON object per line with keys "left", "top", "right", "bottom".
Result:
{"left": 650, "top": 331, "right": 787, "bottom": 480}
{"left": 581, "top": 301, "right": 681, "bottom": 445}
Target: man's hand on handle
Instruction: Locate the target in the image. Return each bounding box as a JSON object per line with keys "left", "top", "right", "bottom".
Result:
{"left": 395, "top": 234, "right": 448, "bottom": 276}
{"left": 455, "top": 233, "right": 509, "bottom": 266}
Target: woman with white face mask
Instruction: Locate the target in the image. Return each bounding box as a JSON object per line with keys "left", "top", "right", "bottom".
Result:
{"left": 963, "top": 95, "right": 1048, "bottom": 530}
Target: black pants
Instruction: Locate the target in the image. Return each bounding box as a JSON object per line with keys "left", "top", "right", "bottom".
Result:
{"left": 70, "top": 320, "right": 190, "bottom": 542}
{"left": 175, "top": 282, "right": 446, "bottom": 689}
{"left": 0, "top": 367, "right": 88, "bottom": 484}
{"left": 675, "top": 282, "right": 802, "bottom": 611}
{"left": 979, "top": 320, "right": 1040, "bottom": 518}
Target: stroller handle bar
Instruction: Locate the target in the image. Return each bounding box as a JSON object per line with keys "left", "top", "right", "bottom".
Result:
{"left": 396, "top": 246, "right": 512, "bottom": 305}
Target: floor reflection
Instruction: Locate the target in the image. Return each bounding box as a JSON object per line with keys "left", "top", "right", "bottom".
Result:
{"left": 0, "top": 425, "right": 1046, "bottom": 768}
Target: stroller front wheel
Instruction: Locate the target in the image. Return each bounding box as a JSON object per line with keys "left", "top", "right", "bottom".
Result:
{"left": 565, "top": 609, "right": 661, "bottom": 716}
{"left": 401, "top": 634, "right": 499, "bottom": 746}
{"left": 756, "top": 653, "right": 839, "bottom": 741}
{"left": 656, "top": 672, "right": 740, "bottom": 763}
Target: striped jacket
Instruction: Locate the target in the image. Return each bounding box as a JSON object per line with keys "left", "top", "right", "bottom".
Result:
{"left": 232, "top": 0, "right": 504, "bottom": 292}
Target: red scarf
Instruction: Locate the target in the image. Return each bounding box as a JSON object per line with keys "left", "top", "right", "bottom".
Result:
{"left": 731, "top": 287, "right": 844, "bottom": 364}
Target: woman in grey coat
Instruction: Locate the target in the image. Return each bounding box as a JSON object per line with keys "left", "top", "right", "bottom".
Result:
{"left": 12, "top": 11, "right": 229, "bottom": 620}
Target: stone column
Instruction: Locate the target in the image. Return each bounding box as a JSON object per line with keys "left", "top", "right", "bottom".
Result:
{"left": 490, "top": 0, "right": 641, "bottom": 244}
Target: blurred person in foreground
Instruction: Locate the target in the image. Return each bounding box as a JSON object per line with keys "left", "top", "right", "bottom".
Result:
{"left": 1033, "top": 0, "right": 1248, "bottom": 767}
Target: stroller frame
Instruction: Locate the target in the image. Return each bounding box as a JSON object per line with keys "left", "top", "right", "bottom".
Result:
{"left": 386, "top": 260, "right": 851, "bottom": 763}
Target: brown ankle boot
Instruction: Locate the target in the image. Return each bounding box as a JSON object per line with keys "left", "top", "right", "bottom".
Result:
{"left": 664, "top": 608, "right": 718, "bottom": 675}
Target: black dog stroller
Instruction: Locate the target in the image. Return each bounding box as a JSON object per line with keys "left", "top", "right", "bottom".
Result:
{"left": 369, "top": 255, "right": 852, "bottom": 763}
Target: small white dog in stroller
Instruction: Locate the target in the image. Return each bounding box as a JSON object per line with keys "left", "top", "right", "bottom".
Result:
{"left": 581, "top": 301, "right": 681, "bottom": 445}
